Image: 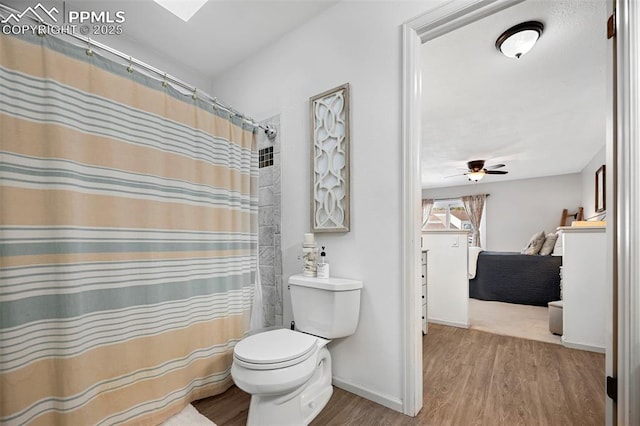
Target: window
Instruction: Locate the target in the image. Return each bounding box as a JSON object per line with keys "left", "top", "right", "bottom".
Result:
{"left": 424, "top": 199, "right": 470, "bottom": 230}
{"left": 423, "top": 198, "right": 486, "bottom": 246}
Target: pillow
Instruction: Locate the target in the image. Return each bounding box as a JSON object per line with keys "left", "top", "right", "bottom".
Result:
{"left": 521, "top": 230, "right": 546, "bottom": 255}
{"left": 539, "top": 233, "right": 559, "bottom": 256}
{"left": 552, "top": 231, "right": 563, "bottom": 256}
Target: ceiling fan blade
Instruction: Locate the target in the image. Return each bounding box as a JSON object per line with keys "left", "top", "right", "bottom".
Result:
{"left": 444, "top": 173, "right": 467, "bottom": 178}
{"left": 485, "top": 170, "right": 508, "bottom": 175}
{"left": 485, "top": 163, "right": 506, "bottom": 170}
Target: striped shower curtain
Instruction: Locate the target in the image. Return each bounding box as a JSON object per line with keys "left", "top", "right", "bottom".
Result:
{"left": 0, "top": 32, "right": 257, "bottom": 425}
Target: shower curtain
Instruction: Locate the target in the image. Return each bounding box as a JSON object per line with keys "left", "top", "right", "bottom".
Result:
{"left": 0, "top": 32, "right": 257, "bottom": 425}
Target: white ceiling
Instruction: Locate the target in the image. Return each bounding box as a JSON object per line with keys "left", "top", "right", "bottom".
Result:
{"left": 421, "top": 0, "right": 607, "bottom": 188}
{"left": 1, "top": 0, "right": 338, "bottom": 79}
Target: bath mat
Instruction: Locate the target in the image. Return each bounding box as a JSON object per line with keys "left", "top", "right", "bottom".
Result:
{"left": 161, "top": 404, "right": 216, "bottom": 426}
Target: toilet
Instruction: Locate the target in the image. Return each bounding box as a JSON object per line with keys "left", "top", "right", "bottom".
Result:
{"left": 231, "top": 274, "right": 363, "bottom": 426}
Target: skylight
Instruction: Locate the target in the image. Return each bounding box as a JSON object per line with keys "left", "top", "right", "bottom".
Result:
{"left": 153, "top": 0, "right": 208, "bottom": 22}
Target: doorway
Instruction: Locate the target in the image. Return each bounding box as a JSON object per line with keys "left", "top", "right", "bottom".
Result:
{"left": 420, "top": 0, "right": 607, "bottom": 345}
{"left": 400, "top": 0, "right": 639, "bottom": 423}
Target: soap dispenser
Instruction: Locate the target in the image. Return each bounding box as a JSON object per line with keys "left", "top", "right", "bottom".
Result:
{"left": 317, "top": 246, "right": 330, "bottom": 278}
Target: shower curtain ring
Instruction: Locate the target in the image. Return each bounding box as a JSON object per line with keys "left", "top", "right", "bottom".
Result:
{"left": 192, "top": 88, "right": 197, "bottom": 101}
{"left": 162, "top": 73, "right": 168, "bottom": 88}
{"left": 86, "top": 38, "right": 93, "bottom": 56}
{"left": 126, "top": 57, "right": 134, "bottom": 73}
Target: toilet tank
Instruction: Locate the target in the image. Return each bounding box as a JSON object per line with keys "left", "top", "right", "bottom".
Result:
{"left": 288, "top": 275, "right": 362, "bottom": 339}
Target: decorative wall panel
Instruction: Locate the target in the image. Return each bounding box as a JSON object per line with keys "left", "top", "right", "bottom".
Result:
{"left": 310, "top": 83, "right": 350, "bottom": 232}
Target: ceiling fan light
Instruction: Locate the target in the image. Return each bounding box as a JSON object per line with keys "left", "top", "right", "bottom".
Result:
{"left": 496, "top": 21, "right": 544, "bottom": 59}
{"left": 468, "top": 171, "right": 485, "bottom": 182}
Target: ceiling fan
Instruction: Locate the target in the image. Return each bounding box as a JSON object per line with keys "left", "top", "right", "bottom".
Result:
{"left": 448, "top": 160, "right": 509, "bottom": 182}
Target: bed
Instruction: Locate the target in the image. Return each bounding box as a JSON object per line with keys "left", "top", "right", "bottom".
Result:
{"left": 469, "top": 251, "right": 562, "bottom": 306}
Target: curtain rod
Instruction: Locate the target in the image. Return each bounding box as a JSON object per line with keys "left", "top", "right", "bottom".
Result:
{"left": 0, "top": 3, "right": 277, "bottom": 140}
{"left": 427, "top": 194, "right": 490, "bottom": 202}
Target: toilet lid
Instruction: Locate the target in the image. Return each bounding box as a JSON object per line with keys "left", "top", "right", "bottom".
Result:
{"left": 234, "top": 329, "right": 318, "bottom": 366}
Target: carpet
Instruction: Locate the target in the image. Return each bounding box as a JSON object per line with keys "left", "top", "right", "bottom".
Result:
{"left": 468, "top": 298, "right": 561, "bottom": 345}
{"left": 161, "top": 404, "right": 216, "bottom": 426}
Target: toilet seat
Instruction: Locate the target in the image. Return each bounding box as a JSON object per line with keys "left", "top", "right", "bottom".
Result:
{"left": 233, "top": 329, "right": 319, "bottom": 370}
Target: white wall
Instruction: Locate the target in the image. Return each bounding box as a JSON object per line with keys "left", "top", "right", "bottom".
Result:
{"left": 210, "top": 1, "right": 445, "bottom": 409}
{"left": 423, "top": 174, "right": 582, "bottom": 252}
{"left": 88, "top": 33, "right": 211, "bottom": 91}
{"left": 580, "top": 146, "right": 606, "bottom": 219}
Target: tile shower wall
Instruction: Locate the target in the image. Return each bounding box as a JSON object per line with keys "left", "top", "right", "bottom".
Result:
{"left": 258, "top": 115, "right": 282, "bottom": 327}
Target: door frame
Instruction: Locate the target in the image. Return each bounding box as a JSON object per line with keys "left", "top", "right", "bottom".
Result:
{"left": 612, "top": 1, "right": 640, "bottom": 424}
{"left": 400, "top": 1, "right": 639, "bottom": 423}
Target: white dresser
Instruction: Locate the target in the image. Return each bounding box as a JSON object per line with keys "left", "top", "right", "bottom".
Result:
{"left": 421, "top": 250, "right": 428, "bottom": 334}
{"left": 559, "top": 226, "right": 606, "bottom": 352}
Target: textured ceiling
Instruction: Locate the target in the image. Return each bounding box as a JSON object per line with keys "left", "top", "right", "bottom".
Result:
{"left": 421, "top": 0, "right": 607, "bottom": 188}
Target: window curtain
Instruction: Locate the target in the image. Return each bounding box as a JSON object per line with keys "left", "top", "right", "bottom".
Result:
{"left": 0, "top": 33, "right": 257, "bottom": 424}
{"left": 421, "top": 198, "right": 434, "bottom": 229}
{"left": 461, "top": 194, "right": 486, "bottom": 247}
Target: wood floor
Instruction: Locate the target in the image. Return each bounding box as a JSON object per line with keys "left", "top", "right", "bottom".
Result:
{"left": 194, "top": 324, "right": 605, "bottom": 425}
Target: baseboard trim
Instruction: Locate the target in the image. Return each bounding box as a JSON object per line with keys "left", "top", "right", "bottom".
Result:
{"left": 561, "top": 338, "right": 606, "bottom": 353}
{"left": 332, "top": 377, "right": 403, "bottom": 413}
{"left": 428, "top": 318, "right": 469, "bottom": 329}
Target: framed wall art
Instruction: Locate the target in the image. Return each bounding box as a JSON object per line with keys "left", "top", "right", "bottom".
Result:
{"left": 310, "top": 83, "right": 350, "bottom": 232}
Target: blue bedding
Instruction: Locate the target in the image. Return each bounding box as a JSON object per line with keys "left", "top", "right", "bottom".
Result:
{"left": 469, "top": 251, "right": 562, "bottom": 306}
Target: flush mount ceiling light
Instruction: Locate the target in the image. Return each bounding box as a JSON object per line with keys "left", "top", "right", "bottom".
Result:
{"left": 153, "top": 0, "right": 208, "bottom": 22}
{"left": 495, "top": 21, "right": 544, "bottom": 59}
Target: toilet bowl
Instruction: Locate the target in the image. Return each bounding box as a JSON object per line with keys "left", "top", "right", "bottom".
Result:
{"left": 231, "top": 274, "right": 362, "bottom": 426}
{"left": 231, "top": 328, "right": 333, "bottom": 426}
